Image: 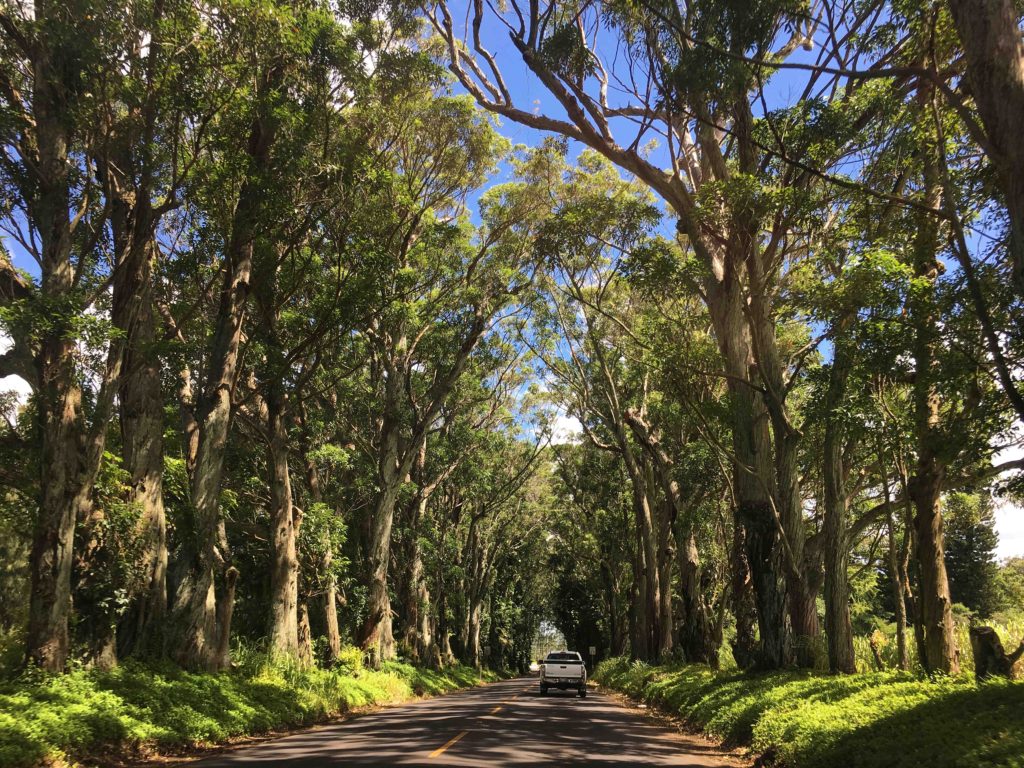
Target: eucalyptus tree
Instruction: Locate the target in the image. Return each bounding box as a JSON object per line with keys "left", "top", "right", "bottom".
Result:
{"left": 525, "top": 148, "right": 677, "bottom": 660}
{"left": 160, "top": 0, "right": 394, "bottom": 670}
{"left": 92, "top": 0, "right": 220, "bottom": 659}
{"left": 329, "top": 93, "right": 551, "bottom": 662}
{"left": 0, "top": 0, "right": 200, "bottom": 671}
{"left": 484, "top": 499, "right": 554, "bottom": 671}
{"left": 392, "top": 334, "right": 532, "bottom": 664}
{"left": 442, "top": 432, "right": 547, "bottom": 667}
{"left": 552, "top": 442, "right": 635, "bottom": 658}
{"left": 422, "top": 0, "right": 925, "bottom": 667}
{"left": 0, "top": 0, "right": 155, "bottom": 670}
{"left": 236, "top": 11, "right": 402, "bottom": 658}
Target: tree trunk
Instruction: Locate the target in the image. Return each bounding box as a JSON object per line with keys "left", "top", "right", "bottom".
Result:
{"left": 642, "top": 448, "right": 672, "bottom": 660}
{"left": 622, "top": 408, "right": 713, "bottom": 665}
{"left": 297, "top": 601, "right": 313, "bottom": 666}
{"left": 172, "top": 275, "right": 248, "bottom": 669}
{"left": 600, "top": 562, "right": 622, "bottom": 658}
{"left": 102, "top": 0, "right": 172, "bottom": 653}
{"left": 401, "top": 526, "right": 434, "bottom": 664}
{"left": 628, "top": 553, "right": 643, "bottom": 660}
{"left": 171, "top": 60, "right": 285, "bottom": 669}
{"left": 623, "top": 452, "right": 659, "bottom": 660}
{"left": 776, "top": 430, "right": 816, "bottom": 668}
{"left": 29, "top": 318, "right": 88, "bottom": 672}
{"left": 879, "top": 452, "right": 910, "bottom": 671}
{"left": 947, "top": 0, "right": 1024, "bottom": 297}
{"left": 171, "top": 135, "right": 269, "bottom": 670}
{"left": 417, "top": 575, "right": 435, "bottom": 666}
{"left": 677, "top": 525, "right": 717, "bottom": 667}
{"left": 467, "top": 598, "right": 483, "bottom": 668}
{"left": 699, "top": 100, "right": 793, "bottom": 670}
{"left": 25, "top": 8, "right": 91, "bottom": 670}
{"left": 267, "top": 392, "right": 300, "bottom": 657}
{"left": 397, "top": 440, "right": 438, "bottom": 665}
{"left": 360, "top": 482, "right": 400, "bottom": 664}
{"left": 438, "top": 584, "right": 455, "bottom": 666}
{"left": 654, "top": 492, "right": 674, "bottom": 660}
{"left": 359, "top": 334, "right": 406, "bottom": 664}
{"left": 908, "top": 117, "right": 959, "bottom": 675}
{"left": 114, "top": 235, "right": 167, "bottom": 658}
{"left": 215, "top": 566, "right": 238, "bottom": 670}
{"left": 969, "top": 626, "right": 1024, "bottom": 680}
{"left": 436, "top": 525, "right": 455, "bottom": 667}
{"left": 299, "top": 417, "right": 342, "bottom": 665}
{"left": 788, "top": 576, "right": 821, "bottom": 668}
{"left": 324, "top": 562, "right": 342, "bottom": 664}
{"left": 911, "top": 469, "right": 959, "bottom": 674}
{"left": 730, "top": 519, "right": 759, "bottom": 670}
{"left": 629, "top": 524, "right": 650, "bottom": 661}
{"left": 694, "top": 233, "right": 790, "bottom": 669}
{"left": 822, "top": 363, "right": 856, "bottom": 673}
{"left": 742, "top": 230, "right": 816, "bottom": 668}
{"left": 888, "top": 523, "right": 910, "bottom": 671}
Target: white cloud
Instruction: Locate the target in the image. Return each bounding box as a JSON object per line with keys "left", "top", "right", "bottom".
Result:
{"left": 0, "top": 374, "right": 31, "bottom": 401}
{"left": 550, "top": 414, "right": 582, "bottom": 445}
{"left": 993, "top": 440, "right": 1024, "bottom": 559}
{"left": 994, "top": 500, "right": 1024, "bottom": 560}
{"left": 0, "top": 334, "right": 32, "bottom": 405}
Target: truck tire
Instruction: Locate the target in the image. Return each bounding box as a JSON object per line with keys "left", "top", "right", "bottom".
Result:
{"left": 578, "top": 686, "right": 587, "bottom": 698}
{"left": 540, "top": 684, "right": 548, "bottom": 695}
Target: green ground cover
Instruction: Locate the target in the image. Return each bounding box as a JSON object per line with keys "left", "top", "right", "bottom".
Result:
{"left": 594, "top": 656, "right": 1024, "bottom": 768}
{"left": 0, "top": 649, "right": 497, "bottom": 767}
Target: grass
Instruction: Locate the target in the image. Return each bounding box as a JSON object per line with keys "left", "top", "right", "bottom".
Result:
{"left": 0, "top": 648, "right": 499, "bottom": 768}
{"left": 594, "top": 656, "right": 1024, "bottom": 768}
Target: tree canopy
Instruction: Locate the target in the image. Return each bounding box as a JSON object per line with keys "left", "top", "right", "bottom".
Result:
{"left": 0, "top": 0, "right": 1022, "bottom": 702}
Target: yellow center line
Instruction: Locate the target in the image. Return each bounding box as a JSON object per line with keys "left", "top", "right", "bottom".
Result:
{"left": 489, "top": 705, "right": 503, "bottom": 714}
{"left": 428, "top": 730, "right": 469, "bottom": 759}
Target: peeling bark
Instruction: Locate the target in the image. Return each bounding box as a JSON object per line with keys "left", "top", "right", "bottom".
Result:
{"left": 267, "top": 392, "right": 299, "bottom": 657}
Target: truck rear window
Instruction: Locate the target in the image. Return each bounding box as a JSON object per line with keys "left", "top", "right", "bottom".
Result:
{"left": 545, "top": 653, "right": 581, "bottom": 662}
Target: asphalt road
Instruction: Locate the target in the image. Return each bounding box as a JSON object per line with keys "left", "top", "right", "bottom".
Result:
{"left": 190, "top": 677, "right": 740, "bottom": 767}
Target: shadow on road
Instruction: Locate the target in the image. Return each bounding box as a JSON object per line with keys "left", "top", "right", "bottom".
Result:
{"left": 188, "top": 677, "right": 739, "bottom": 767}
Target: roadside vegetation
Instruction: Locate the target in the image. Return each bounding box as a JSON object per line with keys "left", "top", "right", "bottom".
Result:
{"left": 2, "top": 1, "right": 1024, "bottom": 767}
{"left": 595, "top": 657, "right": 1024, "bottom": 768}
{"left": 0, "top": 649, "right": 496, "bottom": 768}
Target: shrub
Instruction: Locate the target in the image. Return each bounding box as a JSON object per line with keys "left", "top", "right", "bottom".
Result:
{"left": 594, "top": 657, "right": 1024, "bottom": 768}
{"left": 0, "top": 651, "right": 491, "bottom": 768}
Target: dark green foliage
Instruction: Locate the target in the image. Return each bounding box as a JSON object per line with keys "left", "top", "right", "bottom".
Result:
{"left": 945, "top": 493, "right": 1002, "bottom": 618}
{"left": 995, "top": 558, "right": 1024, "bottom": 618}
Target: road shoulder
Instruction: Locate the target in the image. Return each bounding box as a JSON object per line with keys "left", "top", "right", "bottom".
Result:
{"left": 593, "top": 683, "right": 751, "bottom": 767}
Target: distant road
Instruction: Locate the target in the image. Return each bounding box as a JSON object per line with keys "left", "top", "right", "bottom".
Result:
{"left": 189, "top": 677, "right": 742, "bottom": 767}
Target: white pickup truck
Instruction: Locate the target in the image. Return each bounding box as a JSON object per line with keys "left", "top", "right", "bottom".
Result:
{"left": 539, "top": 651, "right": 587, "bottom": 697}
